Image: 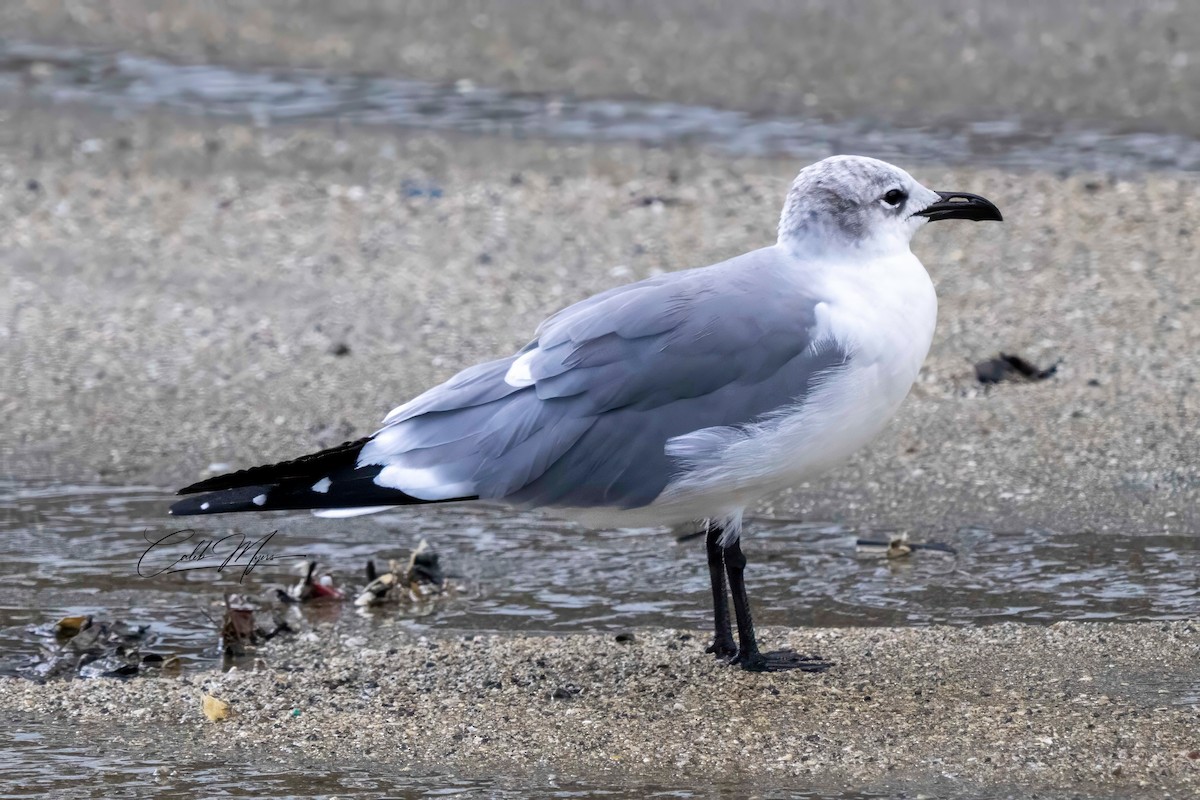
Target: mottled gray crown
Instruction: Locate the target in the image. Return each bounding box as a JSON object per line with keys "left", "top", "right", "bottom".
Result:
{"left": 777, "top": 155, "right": 918, "bottom": 246}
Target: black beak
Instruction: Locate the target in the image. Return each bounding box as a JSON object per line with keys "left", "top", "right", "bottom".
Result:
{"left": 915, "top": 191, "right": 1003, "bottom": 222}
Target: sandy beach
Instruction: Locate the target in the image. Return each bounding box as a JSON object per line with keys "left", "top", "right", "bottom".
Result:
{"left": 3, "top": 620, "right": 1198, "bottom": 794}
{"left": 1, "top": 2, "right": 1198, "bottom": 796}
{"left": 3, "top": 107, "right": 1198, "bottom": 535}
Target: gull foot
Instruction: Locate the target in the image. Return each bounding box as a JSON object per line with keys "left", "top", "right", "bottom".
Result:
{"left": 737, "top": 649, "right": 833, "bottom": 673}
{"left": 706, "top": 637, "right": 738, "bottom": 660}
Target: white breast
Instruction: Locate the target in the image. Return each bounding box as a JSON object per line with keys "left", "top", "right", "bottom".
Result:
{"left": 603, "top": 249, "right": 938, "bottom": 528}
{"left": 763, "top": 252, "right": 936, "bottom": 476}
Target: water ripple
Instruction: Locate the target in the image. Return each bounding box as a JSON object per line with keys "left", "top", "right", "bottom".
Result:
{"left": 1, "top": 40, "right": 1199, "bottom": 173}
{"left": 1, "top": 481, "right": 1196, "bottom": 678}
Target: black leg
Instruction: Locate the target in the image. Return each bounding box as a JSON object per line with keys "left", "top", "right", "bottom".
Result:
{"left": 723, "top": 536, "right": 833, "bottom": 674}
{"left": 704, "top": 523, "right": 737, "bottom": 659}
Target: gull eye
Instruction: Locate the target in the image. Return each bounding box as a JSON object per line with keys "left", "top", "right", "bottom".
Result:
{"left": 883, "top": 188, "right": 907, "bottom": 206}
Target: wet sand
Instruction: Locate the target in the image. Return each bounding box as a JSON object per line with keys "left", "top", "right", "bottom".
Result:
{"left": 2, "top": 0, "right": 1199, "bottom": 136}
{"left": 3, "top": 106, "right": 1197, "bottom": 536}
{"left": 1, "top": 621, "right": 1197, "bottom": 795}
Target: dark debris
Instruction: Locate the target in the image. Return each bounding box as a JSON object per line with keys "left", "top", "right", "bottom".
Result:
{"left": 975, "top": 352, "right": 1060, "bottom": 384}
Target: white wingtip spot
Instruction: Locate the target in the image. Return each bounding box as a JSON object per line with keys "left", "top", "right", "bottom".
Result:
{"left": 504, "top": 350, "right": 537, "bottom": 387}
{"left": 252, "top": 494, "right": 267, "bottom": 506}
{"left": 311, "top": 477, "right": 332, "bottom": 494}
{"left": 200, "top": 502, "right": 210, "bottom": 511}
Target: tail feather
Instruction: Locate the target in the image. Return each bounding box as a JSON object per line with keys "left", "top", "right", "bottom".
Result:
{"left": 170, "top": 437, "right": 476, "bottom": 516}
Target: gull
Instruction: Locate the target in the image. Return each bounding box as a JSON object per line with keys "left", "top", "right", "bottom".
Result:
{"left": 171, "top": 155, "right": 1001, "bottom": 671}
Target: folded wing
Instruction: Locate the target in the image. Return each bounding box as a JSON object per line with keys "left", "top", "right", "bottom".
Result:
{"left": 362, "top": 246, "right": 850, "bottom": 509}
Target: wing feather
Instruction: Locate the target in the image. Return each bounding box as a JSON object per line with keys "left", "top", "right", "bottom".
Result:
{"left": 359, "top": 246, "right": 850, "bottom": 508}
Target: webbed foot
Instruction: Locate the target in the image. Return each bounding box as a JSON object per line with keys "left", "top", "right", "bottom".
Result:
{"left": 705, "top": 636, "right": 738, "bottom": 660}
{"left": 737, "top": 649, "right": 833, "bottom": 673}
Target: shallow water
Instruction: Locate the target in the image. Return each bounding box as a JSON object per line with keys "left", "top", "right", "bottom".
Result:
{"left": 2, "top": 480, "right": 1196, "bottom": 680}
{"left": 2, "top": 39, "right": 1200, "bottom": 173}
{"left": 4, "top": 480, "right": 1195, "bottom": 797}
{"left": 0, "top": 712, "right": 897, "bottom": 800}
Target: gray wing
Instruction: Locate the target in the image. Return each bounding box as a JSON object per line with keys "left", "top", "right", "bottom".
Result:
{"left": 359, "top": 246, "right": 850, "bottom": 508}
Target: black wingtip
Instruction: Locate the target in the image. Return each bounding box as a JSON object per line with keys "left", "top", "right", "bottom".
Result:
{"left": 168, "top": 467, "right": 474, "bottom": 516}
{"left": 176, "top": 437, "right": 373, "bottom": 495}
{"left": 169, "top": 486, "right": 274, "bottom": 515}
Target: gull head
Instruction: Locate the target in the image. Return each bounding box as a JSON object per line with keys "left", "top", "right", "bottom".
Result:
{"left": 777, "top": 155, "right": 1002, "bottom": 256}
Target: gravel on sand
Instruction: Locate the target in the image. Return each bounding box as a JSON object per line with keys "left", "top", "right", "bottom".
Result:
{"left": 1, "top": 621, "right": 1197, "bottom": 794}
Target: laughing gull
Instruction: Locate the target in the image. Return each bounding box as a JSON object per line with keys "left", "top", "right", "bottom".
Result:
{"left": 171, "top": 155, "right": 1001, "bottom": 672}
